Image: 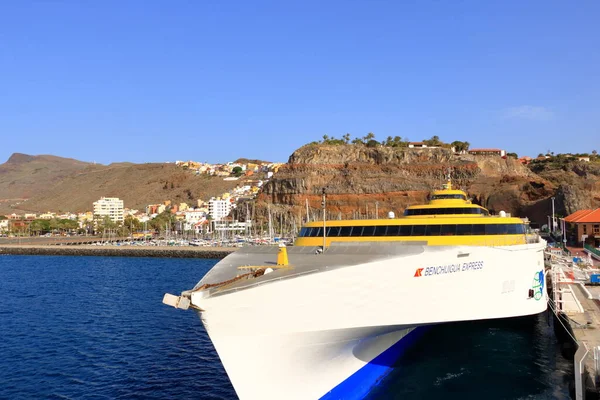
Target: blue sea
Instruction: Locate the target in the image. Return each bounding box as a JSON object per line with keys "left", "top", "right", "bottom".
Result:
{"left": 0, "top": 255, "right": 572, "bottom": 399}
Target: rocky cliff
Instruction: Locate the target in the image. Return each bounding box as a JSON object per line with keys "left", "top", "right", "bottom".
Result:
{"left": 251, "top": 144, "right": 600, "bottom": 227}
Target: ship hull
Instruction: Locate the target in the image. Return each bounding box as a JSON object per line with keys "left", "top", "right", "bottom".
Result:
{"left": 192, "top": 242, "right": 547, "bottom": 399}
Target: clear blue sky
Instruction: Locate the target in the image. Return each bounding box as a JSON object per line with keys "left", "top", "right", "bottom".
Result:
{"left": 1, "top": 1, "right": 598, "bottom": 164}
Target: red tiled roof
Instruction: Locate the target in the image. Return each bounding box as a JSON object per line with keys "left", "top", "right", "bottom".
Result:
{"left": 565, "top": 209, "right": 600, "bottom": 223}
{"left": 576, "top": 209, "right": 600, "bottom": 223}
{"left": 565, "top": 209, "right": 592, "bottom": 222}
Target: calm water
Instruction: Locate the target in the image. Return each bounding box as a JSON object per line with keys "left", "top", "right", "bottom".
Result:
{"left": 0, "top": 255, "right": 571, "bottom": 399}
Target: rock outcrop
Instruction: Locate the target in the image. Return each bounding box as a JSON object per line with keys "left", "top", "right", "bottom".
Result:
{"left": 251, "top": 144, "right": 600, "bottom": 227}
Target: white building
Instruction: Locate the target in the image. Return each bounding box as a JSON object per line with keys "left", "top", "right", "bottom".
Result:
{"left": 212, "top": 220, "right": 252, "bottom": 232}
{"left": 184, "top": 210, "right": 207, "bottom": 231}
{"left": 208, "top": 197, "right": 232, "bottom": 221}
{"left": 93, "top": 197, "right": 124, "bottom": 223}
{"left": 0, "top": 219, "right": 8, "bottom": 233}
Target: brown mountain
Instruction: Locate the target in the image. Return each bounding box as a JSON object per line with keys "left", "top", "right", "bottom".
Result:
{"left": 0, "top": 153, "right": 92, "bottom": 210}
{"left": 0, "top": 154, "right": 245, "bottom": 214}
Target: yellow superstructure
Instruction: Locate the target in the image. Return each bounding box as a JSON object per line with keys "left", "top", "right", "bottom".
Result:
{"left": 294, "top": 180, "right": 529, "bottom": 247}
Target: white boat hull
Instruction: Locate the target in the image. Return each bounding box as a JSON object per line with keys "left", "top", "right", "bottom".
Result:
{"left": 191, "top": 242, "right": 547, "bottom": 399}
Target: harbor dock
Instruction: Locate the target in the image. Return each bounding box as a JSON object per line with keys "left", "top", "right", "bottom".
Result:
{"left": 548, "top": 248, "right": 600, "bottom": 399}
{"left": 0, "top": 244, "right": 236, "bottom": 259}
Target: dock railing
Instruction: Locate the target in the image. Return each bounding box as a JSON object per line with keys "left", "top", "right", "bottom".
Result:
{"left": 585, "top": 243, "right": 600, "bottom": 258}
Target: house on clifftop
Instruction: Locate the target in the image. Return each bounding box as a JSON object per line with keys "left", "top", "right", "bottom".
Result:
{"left": 468, "top": 148, "right": 506, "bottom": 157}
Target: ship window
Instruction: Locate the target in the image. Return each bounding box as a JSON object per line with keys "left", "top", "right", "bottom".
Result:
{"left": 350, "top": 226, "right": 363, "bottom": 237}
{"left": 485, "top": 224, "right": 499, "bottom": 235}
{"left": 374, "top": 225, "right": 388, "bottom": 236}
{"left": 472, "top": 224, "right": 485, "bottom": 235}
{"left": 404, "top": 207, "right": 488, "bottom": 216}
{"left": 327, "top": 227, "right": 340, "bottom": 237}
{"left": 299, "top": 228, "right": 309, "bottom": 237}
{"left": 385, "top": 225, "right": 400, "bottom": 236}
{"left": 399, "top": 225, "right": 413, "bottom": 236}
{"left": 497, "top": 224, "right": 509, "bottom": 235}
{"left": 456, "top": 224, "right": 471, "bottom": 235}
{"left": 313, "top": 227, "right": 322, "bottom": 237}
{"left": 506, "top": 224, "right": 518, "bottom": 234}
{"left": 516, "top": 224, "right": 525, "bottom": 234}
{"left": 425, "top": 225, "right": 441, "bottom": 236}
{"left": 338, "top": 226, "right": 351, "bottom": 236}
{"left": 412, "top": 225, "right": 426, "bottom": 236}
{"left": 440, "top": 224, "right": 456, "bottom": 235}
{"left": 362, "top": 226, "right": 375, "bottom": 236}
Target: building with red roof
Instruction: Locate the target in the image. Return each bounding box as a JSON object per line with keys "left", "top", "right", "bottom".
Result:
{"left": 564, "top": 208, "right": 600, "bottom": 246}
{"left": 467, "top": 148, "right": 506, "bottom": 157}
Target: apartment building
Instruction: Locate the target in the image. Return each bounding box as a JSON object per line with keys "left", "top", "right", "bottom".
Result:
{"left": 93, "top": 197, "right": 124, "bottom": 223}
{"left": 208, "top": 197, "right": 232, "bottom": 221}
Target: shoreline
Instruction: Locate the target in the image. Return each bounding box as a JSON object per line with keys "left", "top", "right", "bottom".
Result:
{"left": 0, "top": 245, "right": 238, "bottom": 259}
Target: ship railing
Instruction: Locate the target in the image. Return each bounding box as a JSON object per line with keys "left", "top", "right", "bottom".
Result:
{"left": 476, "top": 234, "right": 540, "bottom": 247}
{"left": 212, "top": 268, "right": 321, "bottom": 296}
{"left": 525, "top": 233, "right": 541, "bottom": 244}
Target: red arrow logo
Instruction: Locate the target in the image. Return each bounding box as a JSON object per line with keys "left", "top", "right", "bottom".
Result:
{"left": 414, "top": 268, "right": 423, "bottom": 277}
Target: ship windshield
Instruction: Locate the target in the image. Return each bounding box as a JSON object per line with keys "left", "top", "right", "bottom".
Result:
{"left": 430, "top": 194, "right": 467, "bottom": 200}
{"left": 404, "top": 207, "right": 489, "bottom": 216}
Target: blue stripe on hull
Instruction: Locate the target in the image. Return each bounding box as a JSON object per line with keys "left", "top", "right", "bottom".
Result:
{"left": 320, "top": 326, "right": 429, "bottom": 400}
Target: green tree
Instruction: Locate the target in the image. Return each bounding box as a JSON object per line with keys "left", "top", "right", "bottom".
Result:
{"left": 124, "top": 215, "right": 142, "bottom": 232}
{"left": 232, "top": 166, "right": 243, "bottom": 177}
{"left": 451, "top": 141, "right": 469, "bottom": 152}
{"left": 424, "top": 135, "right": 442, "bottom": 147}
{"left": 363, "top": 132, "right": 376, "bottom": 142}
{"left": 342, "top": 133, "right": 351, "bottom": 144}
{"left": 506, "top": 152, "right": 518, "bottom": 159}
{"left": 30, "top": 220, "right": 46, "bottom": 236}
{"left": 149, "top": 210, "right": 175, "bottom": 234}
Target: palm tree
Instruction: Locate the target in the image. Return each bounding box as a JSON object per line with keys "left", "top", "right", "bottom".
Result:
{"left": 363, "top": 132, "right": 375, "bottom": 141}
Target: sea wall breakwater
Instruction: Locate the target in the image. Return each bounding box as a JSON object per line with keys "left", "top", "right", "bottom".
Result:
{"left": 0, "top": 245, "right": 236, "bottom": 259}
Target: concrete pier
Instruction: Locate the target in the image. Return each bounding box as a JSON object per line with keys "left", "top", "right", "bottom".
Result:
{"left": 548, "top": 251, "right": 600, "bottom": 399}
{"left": 0, "top": 244, "right": 237, "bottom": 259}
